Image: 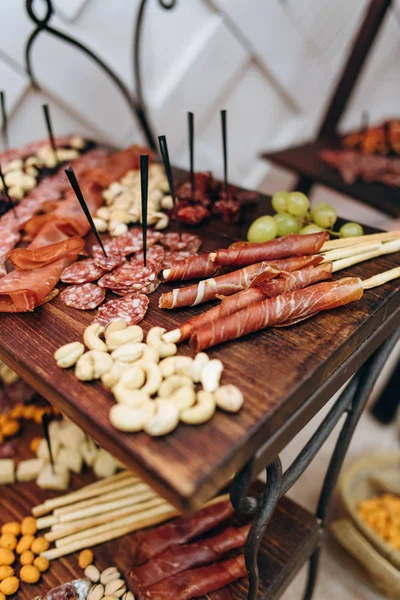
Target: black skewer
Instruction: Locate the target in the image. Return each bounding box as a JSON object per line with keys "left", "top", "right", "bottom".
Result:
{"left": 158, "top": 135, "right": 181, "bottom": 240}
{"left": 140, "top": 154, "right": 149, "bottom": 267}
{"left": 42, "top": 413, "right": 55, "bottom": 475}
{"left": 0, "top": 163, "right": 17, "bottom": 220}
{"left": 1, "top": 91, "right": 8, "bottom": 150}
{"left": 65, "top": 166, "right": 107, "bottom": 257}
{"left": 188, "top": 112, "right": 195, "bottom": 201}
{"left": 42, "top": 103, "right": 58, "bottom": 166}
{"left": 221, "top": 109, "right": 228, "bottom": 197}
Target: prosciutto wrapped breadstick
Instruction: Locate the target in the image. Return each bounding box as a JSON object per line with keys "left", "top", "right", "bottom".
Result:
{"left": 163, "top": 253, "right": 223, "bottom": 281}
{"left": 159, "top": 255, "right": 321, "bottom": 310}
{"left": 191, "top": 277, "right": 363, "bottom": 352}
{"left": 130, "top": 524, "right": 250, "bottom": 594}
{"left": 211, "top": 232, "right": 328, "bottom": 267}
{"left": 142, "top": 555, "right": 246, "bottom": 600}
{"left": 165, "top": 259, "right": 329, "bottom": 343}
{"left": 130, "top": 499, "right": 234, "bottom": 566}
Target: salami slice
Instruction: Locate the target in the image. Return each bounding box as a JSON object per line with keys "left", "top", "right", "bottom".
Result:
{"left": 162, "top": 250, "right": 193, "bottom": 269}
{"left": 98, "top": 260, "right": 157, "bottom": 291}
{"left": 134, "top": 245, "right": 165, "bottom": 273}
{"left": 94, "top": 293, "right": 149, "bottom": 326}
{"left": 92, "top": 228, "right": 163, "bottom": 258}
{"left": 61, "top": 259, "right": 105, "bottom": 284}
{"left": 161, "top": 232, "right": 201, "bottom": 253}
{"left": 60, "top": 283, "right": 105, "bottom": 310}
{"left": 113, "top": 277, "right": 160, "bottom": 296}
{"left": 93, "top": 252, "right": 125, "bottom": 272}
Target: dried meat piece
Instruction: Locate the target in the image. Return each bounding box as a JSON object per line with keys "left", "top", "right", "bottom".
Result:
{"left": 98, "top": 260, "right": 157, "bottom": 291}
{"left": 60, "top": 259, "right": 105, "bottom": 284}
{"left": 93, "top": 253, "right": 125, "bottom": 272}
{"left": 60, "top": 283, "right": 105, "bottom": 310}
{"left": 161, "top": 233, "right": 202, "bottom": 254}
{"left": 175, "top": 204, "right": 210, "bottom": 225}
{"left": 212, "top": 195, "right": 241, "bottom": 224}
{"left": 94, "top": 293, "right": 149, "bottom": 326}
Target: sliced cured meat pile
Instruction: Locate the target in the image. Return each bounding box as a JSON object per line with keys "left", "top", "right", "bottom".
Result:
{"left": 134, "top": 245, "right": 165, "bottom": 273}
{"left": 61, "top": 258, "right": 105, "bottom": 284}
{"left": 98, "top": 260, "right": 158, "bottom": 294}
{"left": 91, "top": 228, "right": 163, "bottom": 259}
{"left": 10, "top": 237, "right": 85, "bottom": 270}
{"left": 93, "top": 252, "right": 125, "bottom": 272}
{"left": 190, "top": 277, "right": 363, "bottom": 352}
{"left": 60, "top": 283, "right": 105, "bottom": 310}
{"left": 94, "top": 293, "right": 149, "bottom": 326}
{"left": 320, "top": 149, "right": 400, "bottom": 187}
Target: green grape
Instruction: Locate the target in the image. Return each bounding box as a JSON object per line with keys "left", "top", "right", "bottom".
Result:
{"left": 274, "top": 213, "right": 301, "bottom": 236}
{"left": 311, "top": 203, "right": 337, "bottom": 229}
{"left": 300, "top": 224, "right": 325, "bottom": 235}
{"left": 286, "top": 192, "right": 310, "bottom": 217}
{"left": 339, "top": 222, "right": 364, "bottom": 238}
{"left": 271, "top": 191, "right": 289, "bottom": 214}
{"left": 247, "top": 216, "right": 278, "bottom": 242}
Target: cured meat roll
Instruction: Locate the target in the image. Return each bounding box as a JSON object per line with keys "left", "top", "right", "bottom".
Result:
{"left": 130, "top": 500, "right": 234, "bottom": 566}
{"left": 130, "top": 524, "right": 250, "bottom": 594}
{"left": 211, "top": 232, "right": 328, "bottom": 267}
{"left": 168, "top": 259, "right": 328, "bottom": 342}
{"left": 191, "top": 277, "right": 363, "bottom": 352}
{"left": 142, "top": 555, "right": 246, "bottom": 600}
{"left": 162, "top": 253, "right": 223, "bottom": 282}
{"left": 159, "top": 255, "right": 321, "bottom": 310}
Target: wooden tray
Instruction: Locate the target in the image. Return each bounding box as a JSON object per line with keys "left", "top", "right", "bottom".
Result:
{"left": 0, "top": 184, "right": 399, "bottom": 512}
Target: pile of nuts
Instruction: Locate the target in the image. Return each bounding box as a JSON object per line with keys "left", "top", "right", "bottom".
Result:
{"left": 55, "top": 322, "right": 244, "bottom": 437}
{"left": 93, "top": 163, "right": 171, "bottom": 237}
{"left": 0, "top": 516, "right": 50, "bottom": 597}
{"left": 0, "top": 137, "right": 85, "bottom": 201}
{"left": 81, "top": 551, "right": 133, "bottom": 600}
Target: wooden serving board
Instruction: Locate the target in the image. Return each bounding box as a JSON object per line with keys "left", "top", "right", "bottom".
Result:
{"left": 0, "top": 182, "right": 399, "bottom": 512}
{"left": 1, "top": 428, "right": 318, "bottom": 600}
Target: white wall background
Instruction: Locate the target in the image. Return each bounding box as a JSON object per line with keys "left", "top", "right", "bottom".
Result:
{"left": 1, "top": 0, "right": 400, "bottom": 195}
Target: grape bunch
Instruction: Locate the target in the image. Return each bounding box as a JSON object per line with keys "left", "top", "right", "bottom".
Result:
{"left": 247, "top": 191, "right": 363, "bottom": 243}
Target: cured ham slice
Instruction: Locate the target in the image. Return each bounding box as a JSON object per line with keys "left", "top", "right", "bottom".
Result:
{"left": 169, "top": 259, "right": 327, "bottom": 342}
{"left": 10, "top": 237, "right": 84, "bottom": 270}
{"left": 159, "top": 255, "right": 321, "bottom": 310}
{"left": 191, "top": 277, "right": 363, "bottom": 352}
{"left": 0, "top": 255, "right": 79, "bottom": 312}
{"left": 212, "top": 232, "right": 328, "bottom": 267}
{"left": 130, "top": 500, "right": 234, "bottom": 566}
{"left": 142, "top": 555, "right": 246, "bottom": 600}
{"left": 130, "top": 524, "right": 250, "bottom": 594}
{"left": 163, "top": 253, "right": 223, "bottom": 282}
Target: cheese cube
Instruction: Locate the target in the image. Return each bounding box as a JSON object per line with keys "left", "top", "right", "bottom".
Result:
{"left": 36, "top": 464, "right": 70, "bottom": 490}
{"left": 0, "top": 459, "right": 15, "bottom": 484}
{"left": 58, "top": 422, "right": 86, "bottom": 449}
{"left": 79, "top": 439, "right": 98, "bottom": 467}
{"left": 93, "top": 449, "right": 118, "bottom": 479}
{"left": 36, "top": 437, "right": 60, "bottom": 462}
{"left": 17, "top": 458, "right": 45, "bottom": 482}
{"left": 57, "top": 447, "right": 83, "bottom": 474}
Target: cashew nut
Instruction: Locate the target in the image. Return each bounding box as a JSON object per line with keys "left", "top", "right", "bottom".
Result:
{"left": 160, "top": 195, "right": 173, "bottom": 210}
{"left": 75, "top": 351, "right": 113, "bottom": 381}
{"left": 92, "top": 217, "right": 108, "bottom": 233}
{"left": 54, "top": 342, "right": 84, "bottom": 368}
{"left": 109, "top": 402, "right": 155, "bottom": 432}
{"left": 168, "top": 386, "right": 196, "bottom": 411}
{"left": 111, "top": 343, "right": 145, "bottom": 363}
{"left": 83, "top": 323, "right": 107, "bottom": 352}
{"left": 136, "top": 361, "right": 162, "bottom": 396}
{"left": 109, "top": 221, "right": 128, "bottom": 237}
{"left": 105, "top": 319, "right": 127, "bottom": 336}
{"left": 214, "top": 384, "right": 244, "bottom": 412}
{"left": 112, "top": 385, "right": 150, "bottom": 407}
{"left": 96, "top": 206, "right": 111, "bottom": 221}
{"left": 201, "top": 359, "right": 223, "bottom": 392}
{"left": 146, "top": 327, "right": 177, "bottom": 358}
{"left": 141, "top": 345, "right": 159, "bottom": 363}
{"left": 158, "top": 374, "right": 193, "bottom": 397}
{"left": 118, "top": 365, "right": 146, "bottom": 389}
{"left": 175, "top": 356, "right": 195, "bottom": 379}
{"left": 101, "top": 361, "right": 129, "bottom": 388}
{"left": 159, "top": 356, "right": 178, "bottom": 378}
{"left": 153, "top": 212, "right": 169, "bottom": 230}
{"left": 106, "top": 325, "right": 144, "bottom": 350}
{"left": 180, "top": 391, "right": 216, "bottom": 425}
{"left": 191, "top": 353, "right": 210, "bottom": 383}
{"left": 144, "top": 400, "right": 179, "bottom": 437}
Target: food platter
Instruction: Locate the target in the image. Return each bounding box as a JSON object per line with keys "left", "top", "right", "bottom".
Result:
{"left": 1, "top": 171, "right": 399, "bottom": 513}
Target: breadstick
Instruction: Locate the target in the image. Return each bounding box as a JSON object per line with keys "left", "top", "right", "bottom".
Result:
{"left": 36, "top": 515, "right": 58, "bottom": 530}
{"left": 54, "top": 481, "right": 149, "bottom": 516}
{"left": 45, "top": 497, "right": 166, "bottom": 542}
{"left": 321, "top": 231, "right": 400, "bottom": 251}
{"left": 362, "top": 266, "right": 400, "bottom": 289}
{"left": 322, "top": 241, "right": 381, "bottom": 262}
{"left": 55, "top": 503, "right": 177, "bottom": 548}
{"left": 332, "top": 239, "right": 400, "bottom": 272}
{"left": 33, "top": 474, "right": 138, "bottom": 516}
